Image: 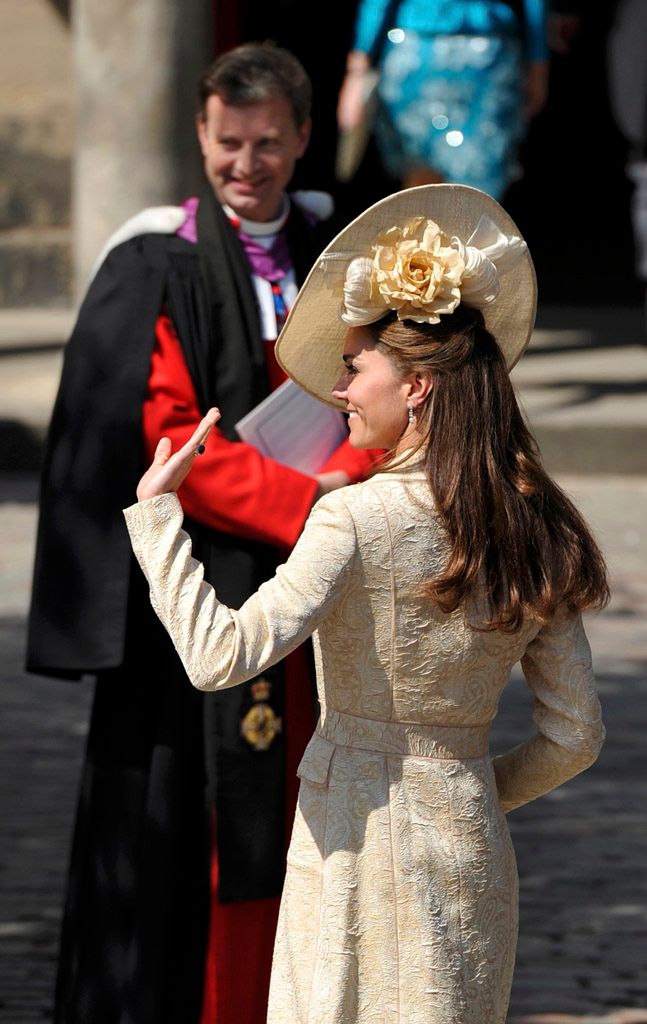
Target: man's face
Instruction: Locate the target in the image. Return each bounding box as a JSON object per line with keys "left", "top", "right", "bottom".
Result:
{"left": 196, "top": 94, "right": 311, "bottom": 223}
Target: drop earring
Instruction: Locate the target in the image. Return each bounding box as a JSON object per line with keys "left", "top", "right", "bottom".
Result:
{"left": 407, "top": 401, "right": 415, "bottom": 426}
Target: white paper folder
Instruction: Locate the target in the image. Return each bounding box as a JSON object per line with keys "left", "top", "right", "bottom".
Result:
{"left": 235, "top": 379, "right": 348, "bottom": 474}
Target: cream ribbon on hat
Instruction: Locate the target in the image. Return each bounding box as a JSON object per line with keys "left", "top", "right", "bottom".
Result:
{"left": 455, "top": 213, "right": 527, "bottom": 307}
{"left": 319, "top": 214, "right": 527, "bottom": 327}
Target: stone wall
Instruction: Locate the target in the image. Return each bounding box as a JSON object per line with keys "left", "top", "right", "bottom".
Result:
{"left": 0, "top": 0, "right": 211, "bottom": 308}
{"left": 0, "top": 0, "right": 73, "bottom": 307}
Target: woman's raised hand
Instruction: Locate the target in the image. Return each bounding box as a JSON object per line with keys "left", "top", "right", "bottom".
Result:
{"left": 136, "top": 408, "right": 221, "bottom": 502}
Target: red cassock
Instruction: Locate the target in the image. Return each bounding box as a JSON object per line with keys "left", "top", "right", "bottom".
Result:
{"left": 143, "top": 314, "right": 379, "bottom": 1024}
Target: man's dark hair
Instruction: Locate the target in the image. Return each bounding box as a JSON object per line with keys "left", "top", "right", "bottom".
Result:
{"left": 198, "top": 42, "right": 312, "bottom": 127}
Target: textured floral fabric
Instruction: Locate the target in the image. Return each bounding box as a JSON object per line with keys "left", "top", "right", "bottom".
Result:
{"left": 124, "top": 462, "right": 604, "bottom": 1024}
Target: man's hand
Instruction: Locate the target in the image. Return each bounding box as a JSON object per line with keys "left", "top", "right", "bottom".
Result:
{"left": 136, "top": 408, "right": 221, "bottom": 502}
{"left": 315, "top": 471, "right": 350, "bottom": 499}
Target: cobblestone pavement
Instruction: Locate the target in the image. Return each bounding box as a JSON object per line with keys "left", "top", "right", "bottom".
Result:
{"left": 0, "top": 473, "right": 645, "bottom": 1022}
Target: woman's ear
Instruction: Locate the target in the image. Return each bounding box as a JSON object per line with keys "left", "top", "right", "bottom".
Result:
{"left": 407, "top": 371, "right": 434, "bottom": 404}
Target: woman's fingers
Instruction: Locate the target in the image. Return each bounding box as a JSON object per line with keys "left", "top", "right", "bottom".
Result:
{"left": 184, "top": 407, "right": 221, "bottom": 458}
{"left": 154, "top": 437, "right": 173, "bottom": 464}
{"left": 136, "top": 409, "right": 221, "bottom": 502}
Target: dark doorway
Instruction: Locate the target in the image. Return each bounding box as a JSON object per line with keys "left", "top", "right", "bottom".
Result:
{"left": 235, "top": 1, "right": 641, "bottom": 305}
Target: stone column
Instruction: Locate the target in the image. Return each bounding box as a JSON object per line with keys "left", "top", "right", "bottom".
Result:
{"left": 73, "top": 0, "right": 213, "bottom": 297}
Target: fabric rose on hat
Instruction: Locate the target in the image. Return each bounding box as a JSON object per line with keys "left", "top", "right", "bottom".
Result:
{"left": 371, "top": 218, "right": 466, "bottom": 324}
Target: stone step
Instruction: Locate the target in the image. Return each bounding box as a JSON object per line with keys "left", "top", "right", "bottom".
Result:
{"left": 511, "top": 304, "right": 647, "bottom": 474}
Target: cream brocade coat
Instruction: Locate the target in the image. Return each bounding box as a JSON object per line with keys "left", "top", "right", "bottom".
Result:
{"left": 124, "top": 462, "right": 604, "bottom": 1024}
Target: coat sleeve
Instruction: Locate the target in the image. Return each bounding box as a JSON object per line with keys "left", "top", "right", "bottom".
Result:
{"left": 492, "top": 611, "right": 605, "bottom": 812}
{"left": 123, "top": 490, "right": 356, "bottom": 691}
{"left": 523, "top": 0, "right": 549, "bottom": 62}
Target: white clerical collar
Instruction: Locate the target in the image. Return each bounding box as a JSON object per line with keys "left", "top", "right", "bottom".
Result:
{"left": 223, "top": 194, "right": 290, "bottom": 237}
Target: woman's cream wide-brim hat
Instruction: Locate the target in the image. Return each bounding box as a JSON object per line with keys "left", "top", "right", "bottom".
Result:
{"left": 275, "top": 184, "right": 537, "bottom": 409}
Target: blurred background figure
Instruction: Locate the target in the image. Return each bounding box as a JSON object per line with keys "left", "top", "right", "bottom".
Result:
{"left": 336, "top": 0, "right": 549, "bottom": 199}
{"left": 607, "top": 0, "right": 647, "bottom": 323}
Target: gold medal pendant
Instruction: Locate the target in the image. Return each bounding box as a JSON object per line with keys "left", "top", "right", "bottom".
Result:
{"left": 240, "top": 677, "right": 283, "bottom": 751}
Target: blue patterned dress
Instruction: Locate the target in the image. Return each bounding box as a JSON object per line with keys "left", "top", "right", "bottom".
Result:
{"left": 353, "top": 0, "right": 547, "bottom": 197}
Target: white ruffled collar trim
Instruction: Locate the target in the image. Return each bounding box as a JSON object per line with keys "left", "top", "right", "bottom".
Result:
{"left": 224, "top": 195, "right": 291, "bottom": 237}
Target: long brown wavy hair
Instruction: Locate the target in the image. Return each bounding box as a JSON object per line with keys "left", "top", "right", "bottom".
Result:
{"left": 368, "top": 308, "right": 610, "bottom": 631}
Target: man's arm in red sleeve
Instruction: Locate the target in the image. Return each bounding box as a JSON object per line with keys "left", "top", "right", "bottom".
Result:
{"left": 142, "top": 314, "right": 319, "bottom": 549}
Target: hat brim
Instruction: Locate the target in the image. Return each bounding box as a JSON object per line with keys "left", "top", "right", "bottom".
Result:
{"left": 276, "top": 184, "right": 537, "bottom": 409}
